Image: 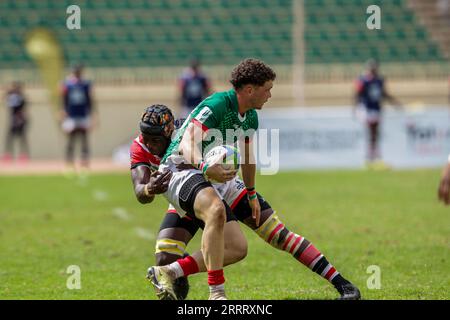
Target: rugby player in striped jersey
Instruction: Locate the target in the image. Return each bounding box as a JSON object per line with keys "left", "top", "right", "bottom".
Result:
{"left": 131, "top": 60, "right": 360, "bottom": 300}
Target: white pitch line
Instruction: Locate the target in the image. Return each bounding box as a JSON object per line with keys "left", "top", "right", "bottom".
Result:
{"left": 92, "top": 189, "right": 109, "bottom": 201}
{"left": 135, "top": 227, "right": 155, "bottom": 241}
{"left": 112, "top": 207, "right": 132, "bottom": 221}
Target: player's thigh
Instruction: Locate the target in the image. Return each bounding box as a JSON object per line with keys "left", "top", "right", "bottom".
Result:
{"left": 157, "top": 227, "right": 193, "bottom": 244}
{"left": 193, "top": 186, "right": 226, "bottom": 223}
{"left": 223, "top": 220, "right": 247, "bottom": 254}
{"left": 234, "top": 195, "right": 274, "bottom": 229}
{"left": 241, "top": 207, "right": 274, "bottom": 230}
{"left": 157, "top": 211, "right": 199, "bottom": 242}
{"left": 218, "top": 177, "right": 274, "bottom": 228}
{"left": 162, "top": 168, "right": 211, "bottom": 217}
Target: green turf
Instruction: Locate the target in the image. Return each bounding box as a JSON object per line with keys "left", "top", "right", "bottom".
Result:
{"left": 0, "top": 169, "right": 449, "bottom": 300}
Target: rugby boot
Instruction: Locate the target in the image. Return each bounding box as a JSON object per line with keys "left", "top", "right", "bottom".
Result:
{"left": 146, "top": 266, "right": 177, "bottom": 300}
{"left": 335, "top": 282, "right": 361, "bottom": 300}
{"left": 208, "top": 290, "right": 227, "bottom": 300}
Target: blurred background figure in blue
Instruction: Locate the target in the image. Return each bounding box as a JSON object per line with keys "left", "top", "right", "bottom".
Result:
{"left": 354, "top": 59, "right": 403, "bottom": 169}
{"left": 178, "top": 58, "right": 211, "bottom": 118}
{"left": 2, "top": 81, "right": 29, "bottom": 163}
{"left": 60, "top": 63, "right": 97, "bottom": 172}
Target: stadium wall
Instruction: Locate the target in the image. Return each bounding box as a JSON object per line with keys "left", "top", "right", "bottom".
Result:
{"left": 258, "top": 106, "right": 450, "bottom": 171}
{"left": 0, "top": 79, "right": 448, "bottom": 162}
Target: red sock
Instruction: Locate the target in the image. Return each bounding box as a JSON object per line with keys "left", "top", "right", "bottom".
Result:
{"left": 207, "top": 269, "right": 225, "bottom": 286}
{"left": 177, "top": 255, "right": 199, "bottom": 277}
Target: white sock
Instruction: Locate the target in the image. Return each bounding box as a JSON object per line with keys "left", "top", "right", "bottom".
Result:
{"left": 167, "top": 261, "right": 184, "bottom": 279}
{"left": 209, "top": 283, "right": 225, "bottom": 293}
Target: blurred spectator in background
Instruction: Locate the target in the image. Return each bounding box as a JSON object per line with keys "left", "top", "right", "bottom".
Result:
{"left": 178, "top": 58, "right": 211, "bottom": 118}
{"left": 438, "top": 156, "right": 450, "bottom": 205}
{"left": 60, "top": 63, "right": 97, "bottom": 171}
{"left": 2, "top": 81, "right": 29, "bottom": 163}
{"left": 354, "top": 59, "right": 402, "bottom": 169}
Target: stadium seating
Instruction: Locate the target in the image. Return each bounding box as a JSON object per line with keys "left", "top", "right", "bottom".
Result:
{"left": 0, "top": 0, "right": 447, "bottom": 69}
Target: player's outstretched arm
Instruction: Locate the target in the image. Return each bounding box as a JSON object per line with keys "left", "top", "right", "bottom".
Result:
{"left": 353, "top": 79, "right": 363, "bottom": 107}
{"left": 240, "top": 138, "right": 256, "bottom": 188}
{"left": 131, "top": 166, "right": 172, "bottom": 204}
{"left": 88, "top": 86, "right": 99, "bottom": 130}
{"left": 383, "top": 80, "right": 403, "bottom": 109}
{"left": 240, "top": 138, "right": 261, "bottom": 226}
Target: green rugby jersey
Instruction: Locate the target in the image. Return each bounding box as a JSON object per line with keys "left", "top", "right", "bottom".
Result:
{"left": 162, "top": 89, "right": 258, "bottom": 164}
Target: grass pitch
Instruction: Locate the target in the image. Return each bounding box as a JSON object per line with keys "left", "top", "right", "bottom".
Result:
{"left": 0, "top": 169, "right": 449, "bottom": 300}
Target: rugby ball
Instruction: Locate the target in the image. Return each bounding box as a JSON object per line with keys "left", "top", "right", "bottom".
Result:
{"left": 204, "top": 145, "right": 240, "bottom": 171}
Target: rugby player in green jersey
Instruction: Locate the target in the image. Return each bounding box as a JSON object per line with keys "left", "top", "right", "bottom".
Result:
{"left": 140, "top": 59, "right": 360, "bottom": 300}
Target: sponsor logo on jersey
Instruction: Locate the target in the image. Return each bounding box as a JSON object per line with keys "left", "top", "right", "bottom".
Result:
{"left": 194, "top": 106, "right": 212, "bottom": 123}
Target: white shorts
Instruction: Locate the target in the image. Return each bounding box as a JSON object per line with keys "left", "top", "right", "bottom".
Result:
{"left": 162, "top": 155, "right": 247, "bottom": 217}
{"left": 356, "top": 106, "right": 381, "bottom": 124}
{"left": 62, "top": 117, "right": 90, "bottom": 133}
{"left": 214, "top": 177, "right": 247, "bottom": 209}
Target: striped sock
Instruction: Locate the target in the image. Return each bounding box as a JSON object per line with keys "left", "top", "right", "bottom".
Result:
{"left": 256, "top": 213, "right": 341, "bottom": 283}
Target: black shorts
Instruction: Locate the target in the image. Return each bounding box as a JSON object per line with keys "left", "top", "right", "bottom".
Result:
{"left": 160, "top": 200, "right": 237, "bottom": 236}
{"left": 232, "top": 192, "right": 271, "bottom": 222}
{"left": 159, "top": 193, "right": 271, "bottom": 237}
{"left": 9, "top": 117, "right": 27, "bottom": 135}
{"left": 177, "top": 173, "right": 237, "bottom": 220}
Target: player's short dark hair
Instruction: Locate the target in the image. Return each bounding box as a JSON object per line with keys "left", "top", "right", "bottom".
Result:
{"left": 230, "top": 58, "right": 276, "bottom": 89}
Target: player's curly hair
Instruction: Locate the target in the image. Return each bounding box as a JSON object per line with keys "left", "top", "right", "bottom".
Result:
{"left": 230, "top": 58, "right": 276, "bottom": 89}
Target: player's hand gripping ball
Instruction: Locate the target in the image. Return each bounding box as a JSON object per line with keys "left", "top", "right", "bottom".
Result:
{"left": 203, "top": 145, "right": 240, "bottom": 182}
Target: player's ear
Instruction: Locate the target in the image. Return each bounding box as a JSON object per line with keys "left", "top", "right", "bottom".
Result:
{"left": 244, "top": 84, "right": 254, "bottom": 96}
